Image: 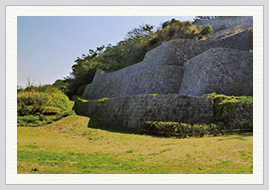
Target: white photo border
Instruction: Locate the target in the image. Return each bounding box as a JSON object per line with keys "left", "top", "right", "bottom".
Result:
{"left": 6, "top": 6, "right": 264, "bottom": 184}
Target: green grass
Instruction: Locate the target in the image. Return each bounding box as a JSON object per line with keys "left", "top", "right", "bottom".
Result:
{"left": 17, "top": 115, "right": 253, "bottom": 174}
{"left": 71, "top": 95, "right": 89, "bottom": 103}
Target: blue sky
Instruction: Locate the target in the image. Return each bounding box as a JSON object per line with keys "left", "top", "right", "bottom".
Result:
{"left": 17, "top": 16, "right": 194, "bottom": 87}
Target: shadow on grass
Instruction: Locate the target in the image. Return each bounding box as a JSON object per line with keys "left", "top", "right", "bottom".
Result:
{"left": 217, "top": 132, "right": 253, "bottom": 141}
{"left": 87, "top": 118, "right": 148, "bottom": 136}
{"left": 87, "top": 117, "right": 253, "bottom": 140}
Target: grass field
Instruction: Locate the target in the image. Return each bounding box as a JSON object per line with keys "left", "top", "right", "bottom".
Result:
{"left": 17, "top": 115, "right": 253, "bottom": 174}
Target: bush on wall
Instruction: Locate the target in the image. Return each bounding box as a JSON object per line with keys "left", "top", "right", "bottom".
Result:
{"left": 202, "top": 93, "right": 253, "bottom": 132}
{"left": 143, "top": 121, "right": 219, "bottom": 138}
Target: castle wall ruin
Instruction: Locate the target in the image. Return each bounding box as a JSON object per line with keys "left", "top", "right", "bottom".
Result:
{"left": 83, "top": 29, "right": 252, "bottom": 100}
{"left": 77, "top": 17, "right": 253, "bottom": 130}
{"left": 75, "top": 94, "right": 214, "bottom": 130}
{"left": 179, "top": 48, "right": 253, "bottom": 96}
{"left": 193, "top": 16, "right": 253, "bottom": 31}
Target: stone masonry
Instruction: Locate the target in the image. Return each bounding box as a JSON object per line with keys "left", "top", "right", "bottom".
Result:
{"left": 75, "top": 94, "right": 214, "bottom": 130}
{"left": 76, "top": 16, "right": 253, "bottom": 130}
{"left": 193, "top": 16, "right": 253, "bottom": 31}
{"left": 83, "top": 28, "right": 252, "bottom": 99}
{"left": 179, "top": 48, "right": 253, "bottom": 96}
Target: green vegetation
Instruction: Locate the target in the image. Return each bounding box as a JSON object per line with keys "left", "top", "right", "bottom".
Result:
{"left": 202, "top": 93, "right": 253, "bottom": 131}
{"left": 52, "top": 78, "right": 72, "bottom": 95}
{"left": 71, "top": 95, "right": 89, "bottom": 103}
{"left": 17, "top": 115, "right": 253, "bottom": 174}
{"left": 202, "top": 93, "right": 253, "bottom": 104}
{"left": 198, "top": 36, "right": 207, "bottom": 41}
{"left": 17, "top": 85, "right": 74, "bottom": 126}
{"left": 199, "top": 23, "right": 213, "bottom": 36}
{"left": 143, "top": 121, "right": 219, "bottom": 138}
{"left": 97, "top": 97, "right": 108, "bottom": 104}
{"left": 61, "top": 19, "right": 214, "bottom": 97}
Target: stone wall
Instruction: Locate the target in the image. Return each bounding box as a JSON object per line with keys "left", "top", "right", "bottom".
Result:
{"left": 83, "top": 65, "right": 185, "bottom": 99}
{"left": 143, "top": 39, "right": 213, "bottom": 66}
{"left": 83, "top": 39, "right": 214, "bottom": 100}
{"left": 193, "top": 16, "right": 253, "bottom": 31}
{"left": 179, "top": 48, "right": 253, "bottom": 96}
{"left": 77, "top": 17, "right": 253, "bottom": 132}
{"left": 74, "top": 94, "right": 214, "bottom": 130}
{"left": 83, "top": 18, "right": 252, "bottom": 100}
{"left": 216, "top": 29, "right": 250, "bottom": 51}
{"left": 214, "top": 101, "right": 253, "bottom": 131}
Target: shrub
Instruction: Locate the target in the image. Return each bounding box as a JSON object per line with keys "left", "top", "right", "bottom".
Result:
{"left": 17, "top": 111, "right": 71, "bottom": 127}
{"left": 202, "top": 92, "right": 253, "bottom": 104}
{"left": 143, "top": 121, "right": 219, "bottom": 138}
{"left": 42, "top": 106, "right": 61, "bottom": 115}
{"left": 198, "top": 36, "right": 207, "bottom": 41}
{"left": 17, "top": 91, "right": 51, "bottom": 116}
{"left": 17, "top": 115, "right": 40, "bottom": 126}
{"left": 200, "top": 24, "right": 214, "bottom": 36}
{"left": 202, "top": 93, "right": 253, "bottom": 132}
{"left": 17, "top": 85, "right": 74, "bottom": 126}
{"left": 235, "top": 28, "right": 243, "bottom": 33}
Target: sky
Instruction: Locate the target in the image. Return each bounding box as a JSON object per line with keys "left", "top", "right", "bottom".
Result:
{"left": 17, "top": 16, "right": 194, "bottom": 87}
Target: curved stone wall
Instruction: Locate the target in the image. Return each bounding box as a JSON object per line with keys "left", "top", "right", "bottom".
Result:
{"left": 179, "top": 48, "right": 253, "bottom": 96}
{"left": 74, "top": 94, "right": 214, "bottom": 130}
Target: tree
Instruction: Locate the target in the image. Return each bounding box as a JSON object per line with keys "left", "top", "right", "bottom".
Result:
{"left": 194, "top": 16, "right": 216, "bottom": 21}
{"left": 126, "top": 24, "right": 154, "bottom": 39}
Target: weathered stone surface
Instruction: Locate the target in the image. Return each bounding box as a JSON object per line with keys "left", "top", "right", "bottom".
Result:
{"left": 179, "top": 48, "right": 253, "bottom": 96}
{"left": 83, "top": 65, "right": 185, "bottom": 99}
{"left": 77, "top": 17, "right": 253, "bottom": 131}
{"left": 74, "top": 94, "right": 214, "bottom": 130}
{"left": 83, "top": 16, "right": 253, "bottom": 100}
{"left": 83, "top": 39, "right": 215, "bottom": 100}
{"left": 216, "top": 29, "right": 250, "bottom": 51}
{"left": 143, "top": 39, "right": 214, "bottom": 66}
{"left": 83, "top": 29, "right": 252, "bottom": 100}
{"left": 193, "top": 16, "right": 253, "bottom": 31}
